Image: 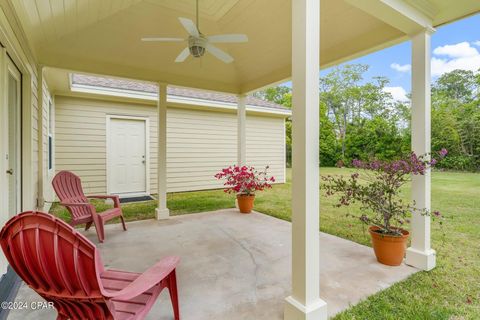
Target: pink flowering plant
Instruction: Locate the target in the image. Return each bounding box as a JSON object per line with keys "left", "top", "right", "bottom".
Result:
{"left": 322, "top": 149, "right": 448, "bottom": 236}
{"left": 215, "top": 165, "right": 275, "bottom": 195}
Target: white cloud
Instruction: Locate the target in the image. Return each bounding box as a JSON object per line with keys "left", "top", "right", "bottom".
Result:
{"left": 383, "top": 86, "right": 408, "bottom": 102}
{"left": 390, "top": 63, "right": 411, "bottom": 73}
{"left": 433, "top": 42, "right": 479, "bottom": 58}
{"left": 431, "top": 42, "right": 480, "bottom": 77}
{"left": 473, "top": 41, "right": 480, "bottom": 47}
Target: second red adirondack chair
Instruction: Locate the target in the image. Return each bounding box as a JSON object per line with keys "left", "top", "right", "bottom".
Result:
{"left": 52, "top": 170, "right": 127, "bottom": 242}
{"left": 0, "top": 211, "right": 180, "bottom": 320}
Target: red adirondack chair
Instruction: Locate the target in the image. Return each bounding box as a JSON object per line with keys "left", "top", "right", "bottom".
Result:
{"left": 0, "top": 211, "right": 180, "bottom": 320}
{"left": 52, "top": 170, "right": 127, "bottom": 242}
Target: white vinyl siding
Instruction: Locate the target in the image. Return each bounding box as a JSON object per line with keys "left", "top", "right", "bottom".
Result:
{"left": 55, "top": 97, "right": 157, "bottom": 195}
{"left": 54, "top": 96, "right": 286, "bottom": 195}
{"left": 166, "top": 108, "right": 237, "bottom": 192}
{"left": 247, "top": 116, "right": 286, "bottom": 183}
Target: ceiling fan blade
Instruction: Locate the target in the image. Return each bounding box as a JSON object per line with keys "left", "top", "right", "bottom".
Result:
{"left": 175, "top": 47, "right": 190, "bottom": 63}
{"left": 178, "top": 17, "right": 199, "bottom": 37}
{"left": 141, "top": 37, "right": 185, "bottom": 42}
{"left": 207, "top": 34, "right": 248, "bottom": 43}
{"left": 205, "top": 43, "right": 234, "bottom": 64}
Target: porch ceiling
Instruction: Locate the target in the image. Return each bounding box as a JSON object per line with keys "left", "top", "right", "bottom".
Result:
{"left": 9, "top": 0, "right": 480, "bottom": 94}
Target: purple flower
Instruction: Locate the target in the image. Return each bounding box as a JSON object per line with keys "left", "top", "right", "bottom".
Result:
{"left": 352, "top": 159, "right": 363, "bottom": 168}
{"left": 439, "top": 148, "right": 448, "bottom": 158}
{"left": 323, "top": 151, "right": 445, "bottom": 235}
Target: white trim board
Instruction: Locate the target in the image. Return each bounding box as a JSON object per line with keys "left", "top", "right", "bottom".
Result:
{"left": 70, "top": 83, "right": 291, "bottom": 117}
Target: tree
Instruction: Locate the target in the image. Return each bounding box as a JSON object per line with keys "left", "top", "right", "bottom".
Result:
{"left": 319, "top": 103, "right": 338, "bottom": 166}
{"left": 319, "top": 64, "right": 407, "bottom": 161}
{"left": 431, "top": 69, "right": 480, "bottom": 170}
{"left": 320, "top": 64, "right": 366, "bottom": 160}
{"left": 253, "top": 86, "right": 292, "bottom": 108}
{"left": 254, "top": 66, "right": 479, "bottom": 172}
{"left": 344, "top": 116, "right": 408, "bottom": 162}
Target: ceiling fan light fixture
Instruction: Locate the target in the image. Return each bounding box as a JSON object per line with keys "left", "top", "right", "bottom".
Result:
{"left": 141, "top": 0, "right": 247, "bottom": 64}
{"left": 188, "top": 36, "right": 206, "bottom": 58}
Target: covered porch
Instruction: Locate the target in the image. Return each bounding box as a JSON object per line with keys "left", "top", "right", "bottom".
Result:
{"left": 1, "top": 0, "right": 480, "bottom": 319}
{"left": 10, "top": 209, "right": 417, "bottom": 319}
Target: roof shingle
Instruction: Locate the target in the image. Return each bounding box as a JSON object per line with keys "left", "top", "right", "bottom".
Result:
{"left": 72, "top": 74, "right": 289, "bottom": 111}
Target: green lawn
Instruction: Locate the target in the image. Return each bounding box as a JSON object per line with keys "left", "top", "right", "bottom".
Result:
{"left": 50, "top": 168, "right": 480, "bottom": 319}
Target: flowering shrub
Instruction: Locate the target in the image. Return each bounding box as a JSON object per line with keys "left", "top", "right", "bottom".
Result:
{"left": 215, "top": 165, "right": 275, "bottom": 195}
{"left": 322, "top": 149, "right": 447, "bottom": 236}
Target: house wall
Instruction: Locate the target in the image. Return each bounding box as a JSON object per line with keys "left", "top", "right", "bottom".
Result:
{"left": 41, "top": 78, "right": 55, "bottom": 205}
{"left": 54, "top": 95, "right": 286, "bottom": 195}
{"left": 0, "top": 2, "right": 52, "bottom": 276}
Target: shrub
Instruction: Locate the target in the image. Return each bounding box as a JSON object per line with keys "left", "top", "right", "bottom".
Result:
{"left": 215, "top": 165, "right": 275, "bottom": 195}
{"left": 321, "top": 150, "right": 447, "bottom": 236}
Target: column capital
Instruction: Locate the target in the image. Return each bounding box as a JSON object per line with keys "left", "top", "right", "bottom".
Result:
{"left": 411, "top": 26, "right": 436, "bottom": 37}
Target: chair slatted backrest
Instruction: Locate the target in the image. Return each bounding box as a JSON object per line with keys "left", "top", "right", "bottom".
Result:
{"left": 0, "top": 211, "right": 113, "bottom": 319}
{"left": 52, "top": 171, "right": 92, "bottom": 220}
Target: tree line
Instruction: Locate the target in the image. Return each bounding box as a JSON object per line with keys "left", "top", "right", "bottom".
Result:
{"left": 253, "top": 64, "right": 480, "bottom": 171}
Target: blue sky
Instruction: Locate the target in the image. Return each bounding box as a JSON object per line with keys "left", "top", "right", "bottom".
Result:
{"left": 285, "top": 13, "right": 480, "bottom": 101}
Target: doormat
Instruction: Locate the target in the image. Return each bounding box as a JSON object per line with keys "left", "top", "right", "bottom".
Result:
{"left": 119, "top": 195, "right": 154, "bottom": 203}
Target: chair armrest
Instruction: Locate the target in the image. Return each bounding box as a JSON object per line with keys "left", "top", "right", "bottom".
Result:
{"left": 60, "top": 202, "right": 92, "bottom": 207}
{"left": 87, "top": 195, "right": 121, "bottom": 207}
{"left": 87, "top": 195, "right": 118, "bottom": 199}
{"left": 102, "top": 256, "right": 180, "bottom": 301}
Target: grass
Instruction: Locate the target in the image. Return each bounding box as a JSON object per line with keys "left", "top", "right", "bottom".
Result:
{"left": 50, "top": 188, "right": 233, "bottom": 223}
{"left": 50, "top": 168, "right": 480, "bottom": 319}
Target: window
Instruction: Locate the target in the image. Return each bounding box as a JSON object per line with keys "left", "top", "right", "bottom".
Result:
{"left": 48, "top": 99, "right": 54, "bottom": 171}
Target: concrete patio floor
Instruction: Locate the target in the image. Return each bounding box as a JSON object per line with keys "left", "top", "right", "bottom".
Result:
{"left": 10, "top": 209, "right": 418, "bottom": 319}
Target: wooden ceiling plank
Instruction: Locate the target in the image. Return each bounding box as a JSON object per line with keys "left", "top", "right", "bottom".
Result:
{"left": 49, "top": 0, "right": 66, "bottom": 40}
{"left": 35, "top": 0, "right": 57, "bottom": 42}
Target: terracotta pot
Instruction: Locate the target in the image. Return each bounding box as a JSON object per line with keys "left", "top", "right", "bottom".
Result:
{"left": 369, "top": 226, "right": 409, "bottom": 266}
{"left": 237, "top": 194, "right": 255, "bottom": 213}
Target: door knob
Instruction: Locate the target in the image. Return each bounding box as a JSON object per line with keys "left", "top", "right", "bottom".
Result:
{"left": 6, "top": 169, "right": 13, "bottom": 175}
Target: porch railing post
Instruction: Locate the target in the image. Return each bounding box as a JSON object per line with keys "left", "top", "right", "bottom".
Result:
{"left": 155, "top": 82, "right": 170, "bottom": 220}
{"left": 405, "top": 29, "right": 436, "bottom": 271}
{"left": 284, "top": 0, "right": 327, "bottom": 319}
{"left": 237, "top": 94, "right": 247, "bottom": 166}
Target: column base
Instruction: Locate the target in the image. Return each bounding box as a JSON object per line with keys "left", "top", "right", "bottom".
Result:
{"left": 405, "top": 247, "right": 436, "bottom": 271}
{"left": 155, "top": 208, "right": 170, "bottom": 220}
{"left": 284, "top": 296, "right": 327, "bottom": 320}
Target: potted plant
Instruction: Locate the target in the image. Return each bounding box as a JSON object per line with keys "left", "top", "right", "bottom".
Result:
{"left": 215, "top": 165, "right": 275, "bottom": 213}
{"left": 322, "top": 149, "right": 447, "bottom": 266}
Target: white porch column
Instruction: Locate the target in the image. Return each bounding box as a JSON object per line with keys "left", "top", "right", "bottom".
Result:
{"left": 405, "top": 30, "right": 436, "bottom": 271}
{"left": 155, "top": 83, "right": 170, "bottom": 220}
{"left": 284, "top": 0, "right": 327, "bottom": 319}
{"left": 237, "top": 94, "right": 247, "bottom": 166}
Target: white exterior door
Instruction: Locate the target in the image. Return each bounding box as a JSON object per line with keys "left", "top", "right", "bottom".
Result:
{"left": 0, "top": 54, "right": 22, "bottom": 275}
{"left": 4, "top": 58, "right": 22, "bottom": 218}
{"left": 108, "top": 117, "right": 147, "bottom": 195}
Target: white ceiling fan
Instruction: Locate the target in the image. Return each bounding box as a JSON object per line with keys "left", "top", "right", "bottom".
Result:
{"left": 141, "top": 0, "right": 248, "bottom": 64}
